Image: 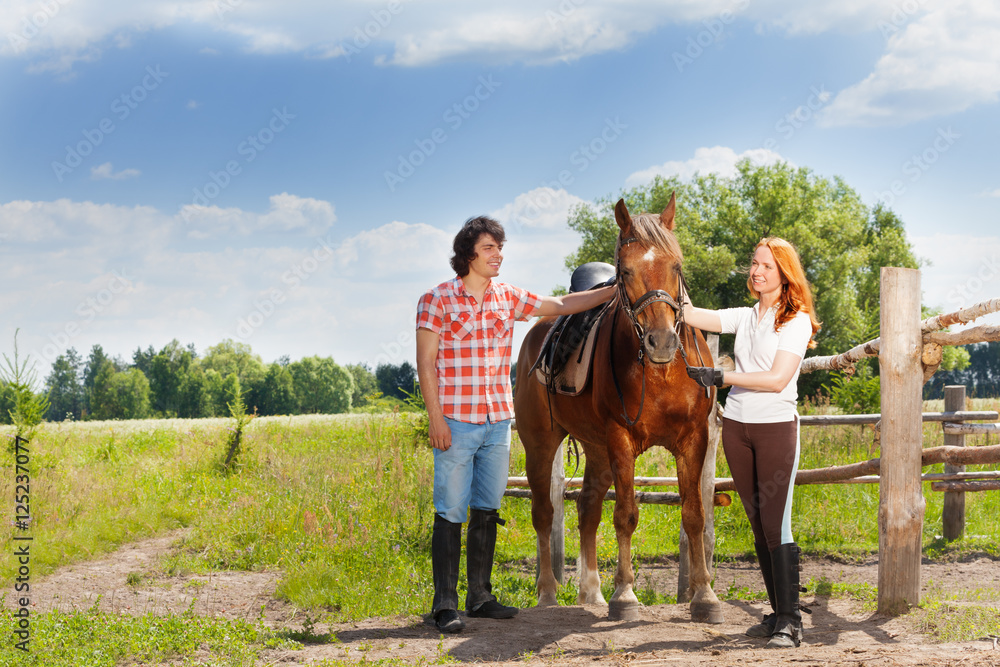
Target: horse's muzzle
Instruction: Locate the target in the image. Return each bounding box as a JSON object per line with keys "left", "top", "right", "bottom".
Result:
{"left": 642, "top": 328, "right": 680, "bottom": 364}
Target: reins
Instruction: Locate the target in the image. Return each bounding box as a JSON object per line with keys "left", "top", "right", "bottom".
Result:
{"left": 609, "top": 234, "right": 710, "bottom": 426}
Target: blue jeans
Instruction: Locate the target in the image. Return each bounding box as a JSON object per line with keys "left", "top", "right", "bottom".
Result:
{"left": 433, "top": 417, "right": 511, "bottom": 524}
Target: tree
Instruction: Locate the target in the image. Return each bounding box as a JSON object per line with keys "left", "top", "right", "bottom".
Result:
{"left": 147, "top": 339, "right": 198, "bottom": 417}
{"left": 45, "top": 348, "right": 84, "bottom": 421}
{"left": 89, "top": 362, "right": 151, "bottom": 420}
{"left": 109, "top": 368, "right": 152, "bottom": 419}
{"left": 132, "top": 345, "right": 156, "bottom": 376}
{"left": 0, "top": 331, "right": 49, "bottom": 439}
{"left": 564, "top": 161, "right": 921, "bottom": 396}
{"left": 205, "top": 371, "right": 242, "bottom": 417}
{"left": 249, "top": 362, "right": 298, "bottom": 416}
{"left": 201, "top": 339, "right": 266, "bottom": 391}
{"left": 82, "top": 344, "right": 110, "bottom": 417}
{"left": 345, "top": 363, "right": 378, "bottom": 408}
{"left": 376, "top": 361, "right": 417, "bottom": 400}
{"left": 176, "top": 366, "right": 212, "bottom": 418}
{"left": 288, "top": 356, "right": 354, "bottom": 414}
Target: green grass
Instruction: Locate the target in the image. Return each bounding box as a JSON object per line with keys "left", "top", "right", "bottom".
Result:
{"left": 2, "top": 400, "right": 999, "bottom": 663}
{"left": 915, "top": 599, "right": 1000, "bottom": 643}
{"left": 0, "top": 606, "right": 301, "bottom": 667}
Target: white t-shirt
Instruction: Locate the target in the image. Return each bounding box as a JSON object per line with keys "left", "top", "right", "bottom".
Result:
{"left": 718, "top": 304, "right": 813, "bottom": 423}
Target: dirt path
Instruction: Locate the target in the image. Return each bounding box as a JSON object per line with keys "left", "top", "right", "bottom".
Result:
{"left": 12, "top": 533, "right": 1000, "bottom": 666}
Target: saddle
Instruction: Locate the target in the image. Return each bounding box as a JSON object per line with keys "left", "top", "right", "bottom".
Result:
{"left": 532, "top": 262, "right": 615, "bottom": 396}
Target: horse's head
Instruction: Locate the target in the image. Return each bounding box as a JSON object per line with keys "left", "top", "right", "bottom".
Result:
{"left": 613, "top": 194, "right": 685, "bottom": 364}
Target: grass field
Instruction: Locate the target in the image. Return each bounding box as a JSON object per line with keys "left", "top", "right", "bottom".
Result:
{"left": 2, "top": 400, "right": 999, "bottom": 665}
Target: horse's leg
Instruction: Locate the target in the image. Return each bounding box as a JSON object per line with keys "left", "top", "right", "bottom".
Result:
{"left": 676, "top": 439, "right": 725, "bottom": 624}
{"left": 576, "top": 446, "right": 611, "bottom": 606}
{"left": 524, "top": 424, "right": 568, "bottom": 606}
{"left": 606, "top": 436, "right": 641, "bottom": 621}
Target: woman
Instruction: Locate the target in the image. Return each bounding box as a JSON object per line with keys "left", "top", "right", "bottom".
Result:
{"left": 683, "top": 237, "right": 820, "bottom": 649}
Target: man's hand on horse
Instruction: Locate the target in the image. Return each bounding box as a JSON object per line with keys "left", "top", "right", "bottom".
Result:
{"left": 687, "top": 366, "right": 724, "bottom": 388}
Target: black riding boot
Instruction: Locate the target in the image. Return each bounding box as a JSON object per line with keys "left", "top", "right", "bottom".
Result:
{"left": 745, "top": 541, "right": 777, "bottom": 637}
{"left": 766, "top": 542, "right": 802, "bottom": 648}
{"left": 431, "top": 514, "right": 465, "bottom": 633}
{"left": 465, "top": 508, "right": 518, "bottom": 619}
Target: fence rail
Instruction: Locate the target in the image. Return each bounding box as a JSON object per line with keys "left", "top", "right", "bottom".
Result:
{"left": 506, "top": 410, "right": 1000, "bottom": 496}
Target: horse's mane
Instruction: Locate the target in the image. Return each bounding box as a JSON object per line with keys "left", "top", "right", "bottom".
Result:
{"left": 626, "top": 212, "right": 683, "bottom": 260}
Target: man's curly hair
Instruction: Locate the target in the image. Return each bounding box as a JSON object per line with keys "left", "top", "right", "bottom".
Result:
{"left": 450, "top": 216, "right": 506, "bottom": 277}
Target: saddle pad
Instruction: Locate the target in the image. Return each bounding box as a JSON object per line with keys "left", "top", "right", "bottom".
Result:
{"left": 534, "top": 308, "right": 604, "bottom": 396}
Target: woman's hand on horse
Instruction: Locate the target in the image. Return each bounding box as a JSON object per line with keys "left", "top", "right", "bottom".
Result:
{"left": 687, "top": 366, "right": 724, "bottom": 388}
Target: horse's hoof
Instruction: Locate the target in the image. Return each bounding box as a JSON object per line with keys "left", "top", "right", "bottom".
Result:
{"left": 608, "top": 599, "right": 640, "bottom": 621}
{"left": 690, "top": 602, "right": 725, "bottom": 624}
{"left": 536, "top": 595, "right": 558, "bottom": 607}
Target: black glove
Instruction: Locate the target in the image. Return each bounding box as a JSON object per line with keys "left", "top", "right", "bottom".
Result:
{"left": 686, "top": 366, "right": 723, "bottom": 388}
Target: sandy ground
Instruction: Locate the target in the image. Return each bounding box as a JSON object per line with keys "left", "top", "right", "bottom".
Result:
{"left": 11, "top": 531, "right": 1000, "bottom": 666}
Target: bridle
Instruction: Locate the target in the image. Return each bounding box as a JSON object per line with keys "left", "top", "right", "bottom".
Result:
{"left": 610, "top": 233, "right": 709, "bottom": 426}
{"left": 614, "top": 234, "right": 686, "bottom": 362}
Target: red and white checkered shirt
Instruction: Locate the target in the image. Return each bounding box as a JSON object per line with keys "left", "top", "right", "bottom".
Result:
{"left": 416, "top": 276, "right": 542, "bottom": 424}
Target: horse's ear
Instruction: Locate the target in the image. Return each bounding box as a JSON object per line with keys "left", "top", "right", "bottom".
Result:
{"left": 614, "top": 198, "right": 632, "bottom": 232}
{"left": 660, "top": 192, "right": 676, "bottom": 231}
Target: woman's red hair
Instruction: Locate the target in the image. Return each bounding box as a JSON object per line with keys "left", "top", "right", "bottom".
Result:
{"left": 748, "top": 237, "right": 821, "bottom": 349}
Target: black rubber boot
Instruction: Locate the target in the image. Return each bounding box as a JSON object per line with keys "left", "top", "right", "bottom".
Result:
{"left": 746, "top": 541, "right": 777, "bottom": 638}
{"left": 431, "top": 514, "right": 465, "bottom": 633}
{"left": 465, "top": 509, "right": 518, "bottom": 619}
{"left": 766, "top": 543, "right": 802, "bottom": 648}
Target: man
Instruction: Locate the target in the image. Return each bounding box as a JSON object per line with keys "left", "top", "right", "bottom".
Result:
{"left": 416, "top": 215, "right": 614, "bottom": 633}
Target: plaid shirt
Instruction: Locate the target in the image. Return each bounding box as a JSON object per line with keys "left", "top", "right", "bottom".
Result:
{"left": 416, "top": 276, "right": 542, "bottom": 424}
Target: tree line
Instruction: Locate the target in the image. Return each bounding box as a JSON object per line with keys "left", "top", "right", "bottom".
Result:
{"left": 0, "top": 338, "right": 418, "bottom": 422}
{"left": 924, "top": 341, "right": 1000, "bottom": 400}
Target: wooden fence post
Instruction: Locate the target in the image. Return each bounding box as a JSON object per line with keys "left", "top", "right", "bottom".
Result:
{"left": 878, "top": 267, "right": 925, "bottom": 616}
{"left": 677, "top": 335, "right": 720, "bottom": 603}
{"left": 550, "top": 441, "right": 565, "bottom": 584}
{"left": 943, "top": 385, "right": 967, "bottom": 541}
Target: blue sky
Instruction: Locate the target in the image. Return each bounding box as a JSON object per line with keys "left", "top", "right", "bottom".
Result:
{"left": 1, "top": 0, "right": 998, "bottom": 377}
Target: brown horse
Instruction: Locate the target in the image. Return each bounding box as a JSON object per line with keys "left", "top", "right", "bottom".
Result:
{"left": 513, "top": 195, "right": 723, "bottom": 623}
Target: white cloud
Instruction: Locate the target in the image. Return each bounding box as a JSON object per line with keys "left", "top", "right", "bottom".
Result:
{"left": 982, "top": 188, "right": 1000, "bottom": 198}
{"left": 490, "top": 187, "right": 588, "bottom": 232}
{"left": 2, "top": 0, "right": 900, "bottom": 71}
{"left": 624, "top": 146, "right": 786, "bottom": 188}
{"left": 90, "top": 162, "right": 140, "bottom": 180}
{"left": 5, "top": 1, "right": 993, "bottom": 127}
{"left": 334, "top": 220, "right": 450, "bottom": 280}
{"left": 749, "top": 0, "right": 915, "bottom": 35}
{"left": 181, "top": 192, "right": 336, "bottom": 237}
{"left": 1, "top": 2, "right": 723, "bottom": 68}
{"left": 0, "top": 188, "right": 589, "bottom": 372}
{"left": 818, "top": 0, "right": 1000, "bottom": 127}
